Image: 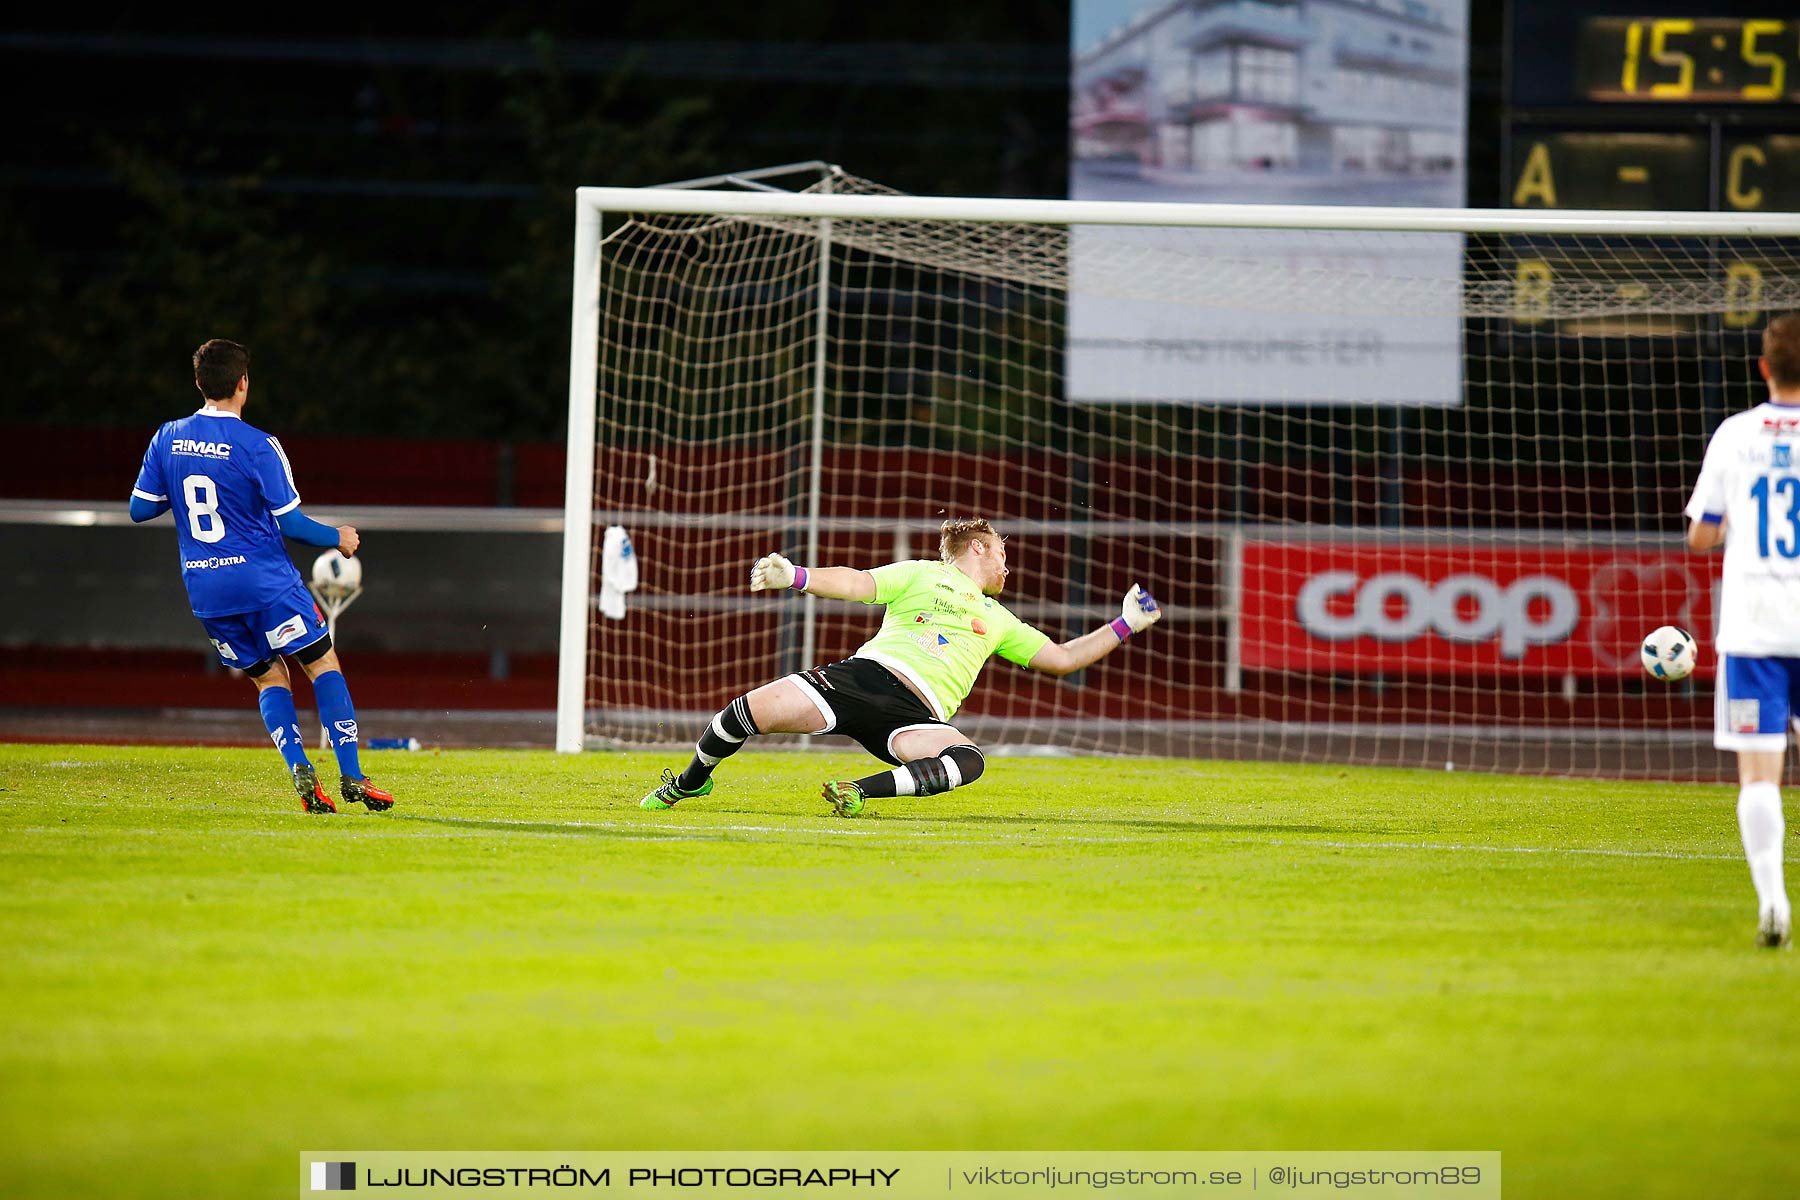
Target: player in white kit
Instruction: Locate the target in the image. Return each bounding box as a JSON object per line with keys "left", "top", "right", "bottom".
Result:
{"left": 1684, "top": 314, "right": 1800, "bottom": 948}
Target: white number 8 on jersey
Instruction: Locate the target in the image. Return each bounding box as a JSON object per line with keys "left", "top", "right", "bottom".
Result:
{"left": 182, "top": 473, "right": 227, "bottom": 544}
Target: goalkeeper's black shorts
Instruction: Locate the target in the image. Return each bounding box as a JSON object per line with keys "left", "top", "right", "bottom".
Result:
{"left": 786, "top": 656, "right": 949, "bottom": 765}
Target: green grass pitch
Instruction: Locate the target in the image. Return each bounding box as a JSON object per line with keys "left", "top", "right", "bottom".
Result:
{"left": 1, "top": 743, "right": 1794, "bottom": 1198}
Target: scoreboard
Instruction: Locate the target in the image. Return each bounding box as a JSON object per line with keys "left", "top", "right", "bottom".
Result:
{"left": 1506, "top": 3, "right": 1800, "bottom": 212}
{"left": 1507, "top": 130, "right": 1800, "bottom": 212}
{"left": 1501, "top": 2, "right": 1799, "bottom": 335}
{"left": 1578, "top": 17, "right": 1799, "bottom": 104}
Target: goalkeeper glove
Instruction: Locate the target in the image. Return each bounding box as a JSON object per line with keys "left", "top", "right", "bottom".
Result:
{"left": 1110, "top": 584, "right": 1162, "bottom": 641}
{"left": 749, "top": 552, "right": 805, "bottom": 592}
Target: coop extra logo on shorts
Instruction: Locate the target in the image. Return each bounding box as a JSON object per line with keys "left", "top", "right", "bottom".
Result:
{"left": 1239, "top": 541, "right": 1713, "bottom": 677}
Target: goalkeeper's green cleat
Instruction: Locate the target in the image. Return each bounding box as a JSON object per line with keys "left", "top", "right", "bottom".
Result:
{"left": 641, "top": 768, "right": 712, "bottom": 810}
{"left": 821, "top": 779, "right": 866, "bottom": 819}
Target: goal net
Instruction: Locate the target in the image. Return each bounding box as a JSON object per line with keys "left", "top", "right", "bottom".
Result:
{"left": 558, "top": 164, "right": 1800, "bottom": 781}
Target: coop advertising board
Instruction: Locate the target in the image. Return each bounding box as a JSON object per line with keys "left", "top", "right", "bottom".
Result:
{"left": 1238, "top": 540, "right": 1715, "bottom": 677}
{"left": 1068, "top": 0, "right": 1470, "bottom": 405}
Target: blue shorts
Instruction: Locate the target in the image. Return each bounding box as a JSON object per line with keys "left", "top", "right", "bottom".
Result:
{"left": 1714, "top": 655, "right": 1800, "bottom": 751}
{"left": 198, "top": 581, "right": 328, "bottom": 671}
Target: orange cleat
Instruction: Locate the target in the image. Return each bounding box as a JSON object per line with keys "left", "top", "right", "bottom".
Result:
{"left": 341, "top": 776, "right": 395, "bottom": 812}
{"left": 293, "top": 763, "right": 337, "bottom": 813}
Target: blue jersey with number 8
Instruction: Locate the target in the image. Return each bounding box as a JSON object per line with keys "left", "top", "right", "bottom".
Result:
{"left": 1686, "top": 400, "right": 1800, "bottom": 657}
{"left": 132, "top": 407, "right": 308, "bottom": 618}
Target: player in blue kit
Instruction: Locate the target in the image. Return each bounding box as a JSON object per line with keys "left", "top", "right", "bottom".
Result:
{"left": 129, "top": 339, "right": 395, "bottom": 814}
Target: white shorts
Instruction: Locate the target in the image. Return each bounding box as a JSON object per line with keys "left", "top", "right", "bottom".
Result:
{"left": 1714, "top": 654, "right": 1800, "bottom": 752}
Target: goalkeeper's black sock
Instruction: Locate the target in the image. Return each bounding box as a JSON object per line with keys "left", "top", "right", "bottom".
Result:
{"left": 677, "top": 696, "right": 759, "bottom": 791}
{"left": 854, "top": 744, "right": 986, "bottom": 798}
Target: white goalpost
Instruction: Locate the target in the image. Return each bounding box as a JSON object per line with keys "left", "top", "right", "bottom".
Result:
{"left": 557, "top": 165, "right": 1800, "bottom": 780}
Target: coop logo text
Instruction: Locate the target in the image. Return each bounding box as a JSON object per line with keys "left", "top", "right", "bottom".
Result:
{"left": 1295, "top": 570, "right": 1579, "bottom": 659}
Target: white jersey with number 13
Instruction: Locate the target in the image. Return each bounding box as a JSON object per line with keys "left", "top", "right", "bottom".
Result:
{"left": 1686, "top": 401, "right": 1800, "bottom": 656}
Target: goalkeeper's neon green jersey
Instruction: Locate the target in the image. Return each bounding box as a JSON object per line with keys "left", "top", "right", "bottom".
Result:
{"left": 853, "top": 559, "right": 1052, "bottom": 720}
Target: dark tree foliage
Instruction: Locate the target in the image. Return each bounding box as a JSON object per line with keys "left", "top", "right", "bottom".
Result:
{"left": 0, "top": 5, "right": 1069, "bottom": 439}
{"left": 1, "top": 49, "right": 723, "bottom": 437}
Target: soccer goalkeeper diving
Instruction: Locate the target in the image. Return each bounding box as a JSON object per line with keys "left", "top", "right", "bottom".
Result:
{"left": 639, "top": 518, "right": 1163, "bottom": 817}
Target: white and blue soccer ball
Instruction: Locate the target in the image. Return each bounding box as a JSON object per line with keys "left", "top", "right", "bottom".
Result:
{"left": 311, "top": 549, "right": 362, "bottom": 599}
{"left": 1640, "top": 625, "right": 1698, "bottom": 682}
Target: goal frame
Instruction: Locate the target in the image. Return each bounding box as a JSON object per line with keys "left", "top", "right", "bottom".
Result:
{"left": 555, "top": 181, "right": 1800, "bottom": 754}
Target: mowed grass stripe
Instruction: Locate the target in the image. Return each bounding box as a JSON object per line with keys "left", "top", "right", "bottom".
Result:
{"left": 8, "top": 818, "right": 1751, "bottom": 860}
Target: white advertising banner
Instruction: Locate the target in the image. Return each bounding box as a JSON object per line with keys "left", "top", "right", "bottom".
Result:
{"left": 1069, "top": 0, "right": 1471, "bottom": 406}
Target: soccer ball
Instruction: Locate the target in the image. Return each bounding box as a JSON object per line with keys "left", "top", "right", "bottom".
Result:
{"left": 1641, "top": 625, "right": 1698, "bottom": 682}
{"left": 311, "top": 549, "right": 362, "bottom": 599}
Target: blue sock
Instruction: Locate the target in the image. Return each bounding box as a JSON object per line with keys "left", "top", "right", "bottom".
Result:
{"left": 257, "top": 687, "right": 310, "bottom": 771}
{"left": 311, "top": 670, "right": 363, "bottom": 779}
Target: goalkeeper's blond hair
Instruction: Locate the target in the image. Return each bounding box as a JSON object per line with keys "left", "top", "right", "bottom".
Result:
{"left": 939, "top": 518, "right": 998, "bottom": 563}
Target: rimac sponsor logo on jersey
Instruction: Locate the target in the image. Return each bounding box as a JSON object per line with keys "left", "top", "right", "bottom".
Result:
{"left": 265, "top": 613, "right": 311, "bottom": 650}
{"left": 183, "top": 555, "right": 249, "bottom": 570}
{"left": 170, "top": 438, "right": 232, "bottom": 459}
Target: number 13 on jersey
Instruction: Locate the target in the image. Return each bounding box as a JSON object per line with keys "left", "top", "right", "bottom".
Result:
{"left": 1750, "top": 470, "right": 1800, "bottom": 558}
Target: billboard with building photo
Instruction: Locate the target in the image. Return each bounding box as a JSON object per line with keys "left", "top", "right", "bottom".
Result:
{"left": 1068, "top": 0, "right": 1470, "bottom": 405}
